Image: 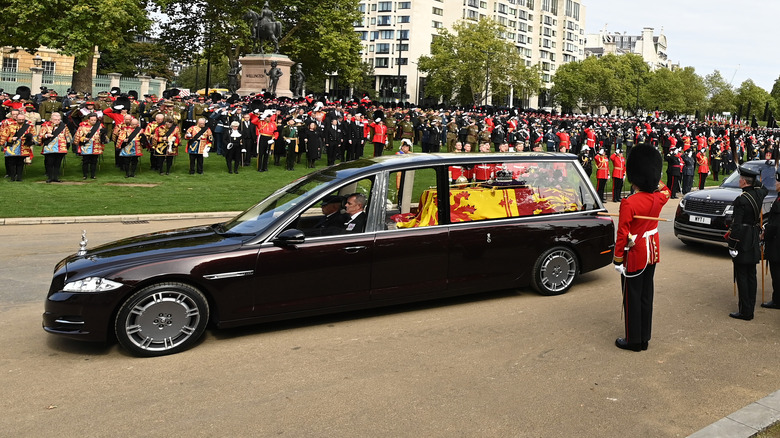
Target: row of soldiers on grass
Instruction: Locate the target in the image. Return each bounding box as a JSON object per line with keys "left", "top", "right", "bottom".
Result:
{"left": 3, "top": 86, "right": 780, "bottom": 182}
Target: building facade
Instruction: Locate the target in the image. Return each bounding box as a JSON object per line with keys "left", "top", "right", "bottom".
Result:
{"left": 584, "top": 27, "right": 676, "bottom": 71}
{"left": 350, "top": 0, "right": 587, "bottom": 108}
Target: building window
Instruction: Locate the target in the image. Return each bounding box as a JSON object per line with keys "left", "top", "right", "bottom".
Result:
{"left": 399, "top": 29, "right": 409, "bottom": 40}
{"left": 397, "top": 43, "right": 409, "bottom": 51}
{"left": 480, "top": 1, "right": 487, "bottom": 8}
{"left": 370, "top": 31, "right": 378, "bottom": 41}
{"left": 466, "top": 9, "right": 479, "bottom": 20}
{"left": 497, "top": 3, "right": 507, "bottom": 13}
{"left": 398, "top": 2, "right": 411, "bottom": 9}
{"left": 398, "top": 16, "right": 410, "bottom": 23}
{"left": 380, "top": 30, "right": 395, "bottom": 39}
{"left": 1, "top": 58, "right": 18, "bottom": 82}
{"left": 356, "top": 31, "right": 368, "bottom": 40}
{"left": 396, "top": 58, "right": 408, "bottom": 66}
{"left": 371, "top": 3, "right": 376, "bottom": 11}
{"left": 378, "top": 1, "right": 392, "bottom": 12}
{"left": 370, "top": 17, "right": 376, "bottom": 25}
{"left": 357, "top": 3, "right": 366, "bottom": 13}
{"left": 377, "top": 15, "right": 392, "bottom": 26}
{"left": 375, "top": 58, "right": 389, "bottom": 68}
{"left": 565, "top": 0, "right": 580, "bottom": 20}
{"left": 541, "top": 0, "right": 557, "bottom": 14}
{"left": 432, "top": 7, "right": 443, "bottom": 15}
{"left": 467, "top": 0, "right": 479, "bottom": 7}
{"left": 377, "top": 43, "right": 391, "bottom": 54}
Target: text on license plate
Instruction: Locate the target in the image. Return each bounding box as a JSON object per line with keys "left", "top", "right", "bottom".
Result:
{"left": 689, "top": 215, "right": 712, "bottom": 225}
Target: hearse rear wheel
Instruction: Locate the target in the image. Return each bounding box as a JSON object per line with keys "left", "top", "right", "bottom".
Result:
{"left": 531, "top": 246, "right": 578, "bottom": 296}
{"left": 115, "top": 282, "right": 209, "bottom": 357}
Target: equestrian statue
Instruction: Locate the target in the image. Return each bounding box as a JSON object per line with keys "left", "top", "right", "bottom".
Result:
{"left": 244, "top": 1, "right": 283, "bottom": 54}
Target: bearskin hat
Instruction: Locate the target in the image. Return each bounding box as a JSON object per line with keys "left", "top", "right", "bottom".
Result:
{"left": 626, "top": 144, "right": 662, "bottom": 193}
{"left": 113, "top": 95, "right": 132, "bottom": 111}
{"left": 128, "top": 90, "right": 139, "bottom": 100}
{"left": 15, "top": 86, "right": 31, "bottom": 101}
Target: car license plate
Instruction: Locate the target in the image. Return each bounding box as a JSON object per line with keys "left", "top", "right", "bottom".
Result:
{"left": 689, "top": 215, "right": 711, "bottom": 225}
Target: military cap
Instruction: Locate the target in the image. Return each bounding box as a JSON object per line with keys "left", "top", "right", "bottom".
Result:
{"left": 320, "top": 195, "right": 344, "bottom": 206}
{"left": 737, "top": 166, "right": 760, "bottom": 179}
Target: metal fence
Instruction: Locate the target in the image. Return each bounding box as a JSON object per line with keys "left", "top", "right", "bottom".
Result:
{"left": 148, "top": 79, "right": 163, "bottom": 97}
{"left": 119, "top": 77, "right": 141, "bottom": 93}
{"left": 41, "top": 74, "right": 73, "bottom": 95}
{"left": 91, "top": 74, "right": 111, "bottom": 96}
{"left": 0, "top": 69, "right": 32, "bottom": 94}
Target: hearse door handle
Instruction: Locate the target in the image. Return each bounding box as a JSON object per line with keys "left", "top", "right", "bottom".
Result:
{"left": 344, "top": 245, "right": 367, "bottom": 253}
{"left": 486, "top": 233, "right": 492, "bottom": 243}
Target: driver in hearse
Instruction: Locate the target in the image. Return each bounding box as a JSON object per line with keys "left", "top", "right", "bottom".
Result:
{"left": 309, "top": 195, "right": 348, "bottom": 236}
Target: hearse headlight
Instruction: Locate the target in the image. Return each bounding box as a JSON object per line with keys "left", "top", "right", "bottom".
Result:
{"left": 63, "top": 277, "right": 123, "bottom": 293}
{"left": 724, "top": 205, "right": 734, "bottom": 215}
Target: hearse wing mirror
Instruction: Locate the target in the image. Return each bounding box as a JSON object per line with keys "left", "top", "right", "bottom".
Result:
{"left": 273, "top": 229, "right": 305, "bottom": 248}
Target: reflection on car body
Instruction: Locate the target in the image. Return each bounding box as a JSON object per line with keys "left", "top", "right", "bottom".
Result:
{"left": 43, "top": 153, "right": 615, "bottom": 356}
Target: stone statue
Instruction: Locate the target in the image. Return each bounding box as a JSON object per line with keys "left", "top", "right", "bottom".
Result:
{"left": 227, "top": 60, "right": 241, "bottom": 93}
{"left": 292, "top": 64, "right": 305, "bottom": 98}
{"left": 244, "top": 1, "right": 283, "bottom": 54}
{"left": 264, "top": 61, "right": 283, "bottom": 95}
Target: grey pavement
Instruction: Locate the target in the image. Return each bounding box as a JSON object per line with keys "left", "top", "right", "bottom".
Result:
{"left": 2, "top": 205, "right": 780, "bottom": 436}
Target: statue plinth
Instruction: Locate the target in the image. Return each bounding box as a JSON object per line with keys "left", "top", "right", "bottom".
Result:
{"left": 237, "top": 54, "right": 294, "bottom": 98}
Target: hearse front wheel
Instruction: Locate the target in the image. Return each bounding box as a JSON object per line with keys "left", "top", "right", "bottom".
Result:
{"left": 115, "top": 282, "right": 209, "bottom": 357}
{"left": 531, "top": 246, "right": 578, "bottom": 296}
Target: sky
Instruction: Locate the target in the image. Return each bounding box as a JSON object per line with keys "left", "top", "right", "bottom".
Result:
{"left": 583, "top": 0, "right": 780, "bottom": 92}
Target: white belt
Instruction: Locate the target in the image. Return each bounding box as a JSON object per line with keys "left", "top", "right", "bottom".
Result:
{"left": 643, "top": 228, "right": 658, "bottom": 262}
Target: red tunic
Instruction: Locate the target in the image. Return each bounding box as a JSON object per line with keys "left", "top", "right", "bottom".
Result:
{"left": 610, "top": 153, "right": 625, "bottom": 178}
{"left": 556, "top": 132, "right": 571, "bottom": 150}
{"left": 696, "top": 152, "right": 709, "bottom": 174}
{"left": 613, "top": 183, "right": 671, "bottom": 272}
{"left": 595, "top": 154, "right": 609, "bottom": 179}
{"left": 370, "top": 122, "right": 387, "bottom": 143}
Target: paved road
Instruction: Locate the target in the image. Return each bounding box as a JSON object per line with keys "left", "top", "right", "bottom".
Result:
{"left": 2, "top": 203, "right": 779, "bottom": 437}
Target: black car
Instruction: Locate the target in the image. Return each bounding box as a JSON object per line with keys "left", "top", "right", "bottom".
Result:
{"left": 674, "top": 159, "right": 777, "bottom": 246}
{"left": 44, "top": 153, "right": 615, "bottom": 356}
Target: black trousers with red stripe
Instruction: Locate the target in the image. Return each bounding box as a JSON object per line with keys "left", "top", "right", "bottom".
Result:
{"left": 621, "top": 264, "right": 656, "bottom": 344}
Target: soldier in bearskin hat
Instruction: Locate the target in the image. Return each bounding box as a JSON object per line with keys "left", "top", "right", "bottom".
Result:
{"left": 612, "top": 145, "right": 671, "bottom": 352}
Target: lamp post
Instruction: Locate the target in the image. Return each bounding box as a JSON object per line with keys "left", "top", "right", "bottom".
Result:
{"left": 33, "top": 54, "right": 42, "bottom": 68}
{"left": 410, "top": 60, "right": 420, "bottom": 105}
{"left": 480, "top": 50, "right": 489, "bottom": 106}
{"left": 396, "top": 26, "right": 406, "bottom": 104}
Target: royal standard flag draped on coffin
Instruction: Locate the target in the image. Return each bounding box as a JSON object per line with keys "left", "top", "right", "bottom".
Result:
{"left": 395, "top": 186, "right": 581, "bottom": 228}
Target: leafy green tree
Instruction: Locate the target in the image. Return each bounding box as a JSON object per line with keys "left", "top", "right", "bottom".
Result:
{"left": 1, "top": 0, "right": 150, "bottom": 92}
{"left": 704, "top": 70, "right": 736, "bottom": 116}
{"left": 98, "top": 41, "right": 175, "bottom": 80}
{"left": 550, "top": 61, "right": 586, "bottom": 112}
{"left": 770, "top": 75, "right": 780, "bottom": 115}
{"left": 675, "top": 67, "right": 707, "bottom": 115}
{"left": 154, "top": 0, "right": 363, "bottom": 93}
{"left": 641, "top": 68, "right": 685, "bottom": 115}
{"left": 174, "top": 57, "right": 230, "bottom": 91}
{"left": 735, "top": 79, "right": 776, "bottom": 121}
{"left": 418, "top": 18, "right": 540, "bottom": 106}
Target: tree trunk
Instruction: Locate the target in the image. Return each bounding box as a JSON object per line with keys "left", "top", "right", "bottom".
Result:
{"left": 71, "top": 52, "right": 94, "bottom": 95}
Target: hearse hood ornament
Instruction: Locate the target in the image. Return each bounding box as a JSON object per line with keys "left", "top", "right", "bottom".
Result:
{"left": 77, "top": 230, "right": 88, "bottom": 256}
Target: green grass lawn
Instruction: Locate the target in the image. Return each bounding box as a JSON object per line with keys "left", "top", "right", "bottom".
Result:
{"left": 1, "top": 142, "right": 730, "bottom": 218}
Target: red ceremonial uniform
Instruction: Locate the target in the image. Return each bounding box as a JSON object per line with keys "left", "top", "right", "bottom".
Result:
{"left": 585, "top": 127, "right": 596, "bottom": 148}
{"left": 610, "top": 153, "right": 625, "bottom": 178}
{"left": 696, "top": 151, "right": 709, "bottom": 174}
{"left": 613, "top": 182, "right": 671, "bottom": 272}
{"left": 370, "top": 122, "right": 387, "bottom": 143}
{"left": 595, "top": 154, "right": 609, "bottom": 179}
{"left": 556, "top": 132, "right": 571, "bottom": 151}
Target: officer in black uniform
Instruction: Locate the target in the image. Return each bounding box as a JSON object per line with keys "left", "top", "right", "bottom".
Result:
{"left": 761, "top": 169, "right": 780, "bottom": 309}
{"left": 727, "top": 166, "right": 768, "bottom": 320}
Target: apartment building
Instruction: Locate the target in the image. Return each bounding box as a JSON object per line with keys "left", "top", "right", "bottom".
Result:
{"left": 351, "top": 0, "right": 587, "bottom": 108}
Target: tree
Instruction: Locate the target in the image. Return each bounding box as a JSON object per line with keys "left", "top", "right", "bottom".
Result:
{"left": 735, "top": 79, "right": 776, "bottom": 121}
{"left": 155, "top": 0, "right": 363, "bottom": 93}
{"left": 641, "top": 68, "right": 685, "bottom": 115}
{"left": 550, "top": 61, "right": 586, "bottom": 113}
{"left": 418, "top": 18, "right": 539, "bottom": 106}
{"left": 704, "top": 70, "right": 736, "bottom": 116}
{"left": 675, "top": 66, "right": 707, "bottom": 115}
{"left": 174, "top": 57, "right": 230, "bottom": 91}
{"left": 1, "top": 0, "right": 150, "bottom": 92}
{"left": 98, "top": 41, "right": 175, "bottom": 80}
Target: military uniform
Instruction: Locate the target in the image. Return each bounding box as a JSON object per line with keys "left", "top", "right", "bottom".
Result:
{"left": 727, "top": 166, "right": 768, "bottom": 320}
{"left": 595, "top": 152, "right": 609, "bottom": 201}
{"left": 39, "top": 95, "right": 62, "bottom": 122}
{"left": 613, "top": 145, "right": 670, "bottom": 351}
{"left": 38, "top": 118, "right": 72, "bottom": 182}
{"left": 74, "top": 119, "right": 107, "bottom": 179}
{"left": 762, "top": 171, "right": 780, "bottom": 309}
{"left": 0, "top": 118, "right": 34, "bottom": 181}
{"left": 384, "top": 115, "right": 396, "bottom": 151}
{"left": 116, "top": 124, "right": 145, "bottom": 177}
{"left": 152, "top": 122, "right": 180, "bottom": 175}
{"left": 184, "top": 123, "right": 213, "bottom": 174}
{"left": 446, "top": 119, "right": 458, "bottom": 152}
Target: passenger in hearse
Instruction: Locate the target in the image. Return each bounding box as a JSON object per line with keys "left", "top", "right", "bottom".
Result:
{"left": 343, "top": 193, "right": 368, "bottom": 233}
